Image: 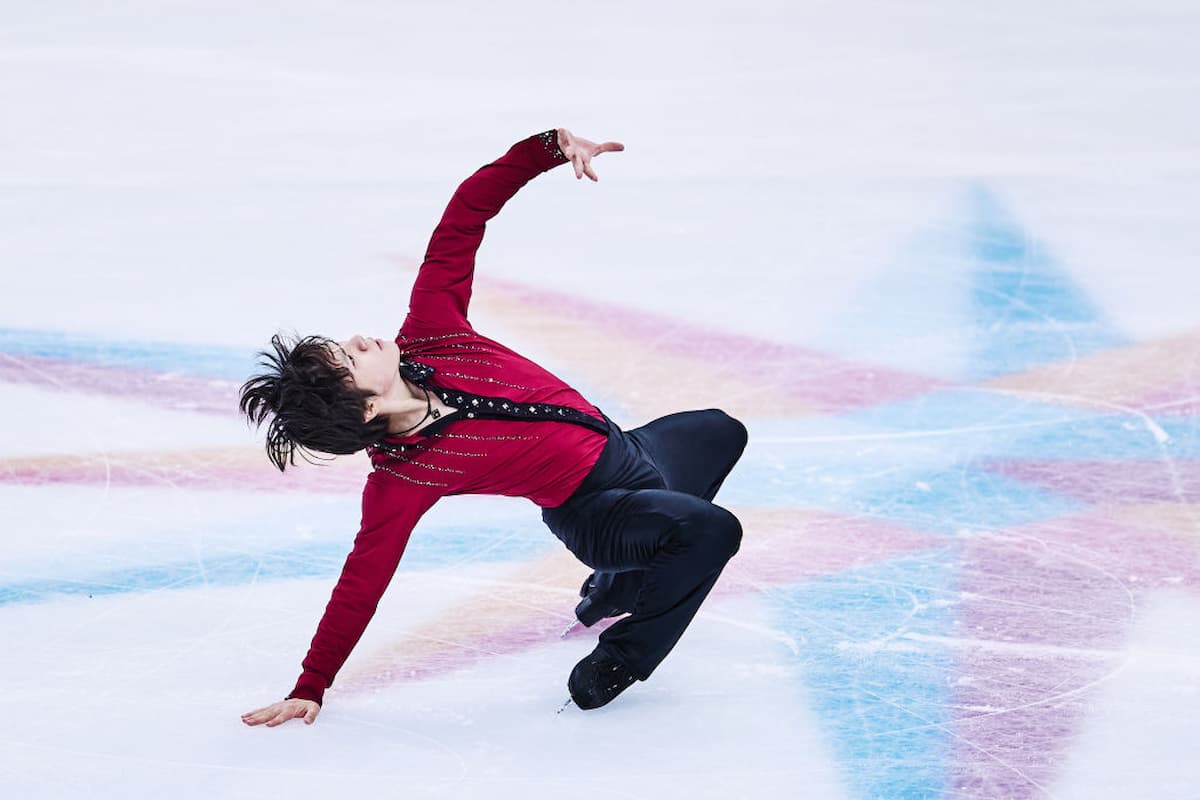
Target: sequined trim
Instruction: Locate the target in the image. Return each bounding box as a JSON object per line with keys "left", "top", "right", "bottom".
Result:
{"left": 404, "top": 332, "right": 473, "bottom": 344}
{"left": 424, "top": 447, "right": 487, "bottom": 458}
{"left": 400, "top": 460, "right": 465, "bottom": 475}
{"left": 372, "top": 464, "right": 449, "bottom": 488}
{"left": 369, "top": 442, "right": 424, "bottom": 457}
{"left": 419, "top": 355, "right": 501, "bottom": 367}
{"left": 439, "top": 371, "right": 535, "bottom": 391}
{"left": 439, "top": 432, "right": 534, "bottom": 442}
{"left": 428, "top": 387, "right": 609, "bottom": 436}
{"left": 537, "top": 129, "right": 566, "bottom": 161}
{"left": 399, "top": 359, "right": 436, "bottom": 384}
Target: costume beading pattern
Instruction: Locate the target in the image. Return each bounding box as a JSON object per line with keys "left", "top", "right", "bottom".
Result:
{"left": 440, "top": 432, "right": 533, "bottom": 442}
{"left": 371, "top": 464, "right": 449, "bottom": 489}
{"left": 537, "top": 129, "right": 566, "bottom": 161}
{"left": 424, "top": 447, "right": 488, "bottom": 458}
{"left": 438, "top": 372, "right": 536, "bottom": 391}
{"left": 401, "top": 332, "right": 473, "bottom": 344}
{"left": 419, "top": 355, "right": 502, "bottom": 367}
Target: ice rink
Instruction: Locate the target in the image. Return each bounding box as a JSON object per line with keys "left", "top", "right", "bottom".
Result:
{"left": 3, "top": 1, "right": 1199, "bottom": 797}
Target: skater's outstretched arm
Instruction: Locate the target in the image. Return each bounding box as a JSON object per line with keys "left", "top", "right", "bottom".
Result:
{"left": 243, "top": 474, "right": 438, "bottom": 727}
{"left": 406, "top": 128, "right": 623, "bottom": 329}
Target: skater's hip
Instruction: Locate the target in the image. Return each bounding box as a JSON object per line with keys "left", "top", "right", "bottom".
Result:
{"left": 563, "top": 415, "right": 664, "bottom": 501}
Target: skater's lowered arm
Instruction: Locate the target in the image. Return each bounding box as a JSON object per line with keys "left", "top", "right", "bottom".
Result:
{"left": 242, "top": 474, "right": 437, "bottom": 727}
{"left": 287, "top": 475, "right": 438, "bottom": 706}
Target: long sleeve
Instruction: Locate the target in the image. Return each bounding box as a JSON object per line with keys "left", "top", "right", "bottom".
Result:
{"left": 406, "top": 129, "right": 568, "bottom": 329}
{"left": 287, "top": 474, "right": 439, "bottom": 705}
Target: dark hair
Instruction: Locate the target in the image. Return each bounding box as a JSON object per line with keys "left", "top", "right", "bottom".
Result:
{"left": 239, "top": 333, "right": 390, "bottom": 471}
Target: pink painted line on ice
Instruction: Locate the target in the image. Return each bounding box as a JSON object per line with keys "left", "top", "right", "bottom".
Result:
{"left": 359, "top": 616, "right": 572, "bottom": 686}
{"left": 1011, "top": 511, "right": 1200, "bottom": 587}
{"left": 1136, "top": 385, "right": 1200, "bottom": 416}
{"left": 482, "top": 277, "right": 947, "bottom": 412}
{"left": 342, "top": 508, "right": 942, "bottom": 694}
{"left": 984, "top": 459, "right": 1200, "bottom": 505}
{"left": 948, "top": 511, "right": 1199, "bottom": 797}
{"left": 0, "top": 453, "right": 366, "bottom": 494}
{"left": 0, "top": 353, "right": 239, "bottom": 415}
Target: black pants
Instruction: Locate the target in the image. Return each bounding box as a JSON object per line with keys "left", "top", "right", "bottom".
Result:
{"left": 542, "top": 409, "right": 748, "bottom": 679}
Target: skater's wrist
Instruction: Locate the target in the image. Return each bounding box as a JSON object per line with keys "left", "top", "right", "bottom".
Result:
{"left": 288, "top": 670, "right": 327, "bottom": 706}
{"left": 533, "top": 129, "right": 568, "bottom": 170}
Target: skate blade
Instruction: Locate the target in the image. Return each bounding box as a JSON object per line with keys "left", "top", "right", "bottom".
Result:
{"left": 556, "top": 697, "right": 575, "bottom": 715}
{"left": 560, "top": 619, "right": 582, "bottom": 639}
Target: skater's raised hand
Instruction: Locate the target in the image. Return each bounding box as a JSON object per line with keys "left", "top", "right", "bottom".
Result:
{"left": 242, "top": 698, "right": 320, "bottom": 728}
{"left": 557, "top": 128, "right": 624, "bottom": 181}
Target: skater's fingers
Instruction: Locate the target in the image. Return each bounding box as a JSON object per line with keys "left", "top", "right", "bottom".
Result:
{"left": 584, "top": 161, "right": 599, "bottom": 181}
{"left": 241, "top": 706, "right": 276, "bottom": 725}
{"left": 572, "top": 153, "right": 584, "bottom": 179}
{"left": 265, "top": 708, "right": 293, "bottom": 727}
{"left": 244, "top": 699, "right": 318, "bottom": 728}
{"left": 596, "top": 141, "right": 624, "bottom": 154}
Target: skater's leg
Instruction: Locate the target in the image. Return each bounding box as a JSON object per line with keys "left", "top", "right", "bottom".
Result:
{"left": 627, "top": 409, "right": 747, "bottom": 501}
{"left": 545, "top": 487, "right": 742, "bottom": 679}
{"left": 574, "top": 569, "right": 643, "bottom": 627}
{"left": 551, "top": 408, "right": 747, "bottom": 638}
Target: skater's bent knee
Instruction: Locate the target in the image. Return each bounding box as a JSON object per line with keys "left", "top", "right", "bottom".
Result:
{"left": 714, "top": 506, "right": 742, "bottom": 558}
{"left": 705, "top": 409, "right": 748, "bottom": 455}
{"left": 683, "top": 505, "right": 741, "bottom": 561}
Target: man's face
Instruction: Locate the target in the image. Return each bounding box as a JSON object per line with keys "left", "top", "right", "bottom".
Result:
{"left": 329, "top": 334, "right": 401, "bottom": 398}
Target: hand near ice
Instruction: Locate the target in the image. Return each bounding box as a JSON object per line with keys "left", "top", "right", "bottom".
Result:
{"left": 557, "top": 128, "right": 624, "bottom": 181}
{"left": 242, "top": 698, "right": 320, "bottom": 728}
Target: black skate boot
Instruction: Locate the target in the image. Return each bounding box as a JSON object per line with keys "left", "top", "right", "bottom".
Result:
{"left": 568, "top": 645, "right": 639, "bottom": 710}
{"left": 574, "top": 570, "right": 643, "bottom": 627}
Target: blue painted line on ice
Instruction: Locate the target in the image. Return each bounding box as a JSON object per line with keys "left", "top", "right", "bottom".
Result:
{"left": 997, "top": 413, "right": 1200, "bottom": 460}
{"left": 770, "top": 549, "right": 960, "bottom": 799}
{"left": 736, "top": 458, "right": 1078, "bottom": 533}
{"left": 747, "top": 388, "right": 1200, "bottom": 517}
{"left": 0, "top": 327, "right": 260, "bottom": 380}
{"left": 849, "top": 466, "right": 1081, "bottom": 534}
{"left": 0, "top": 524, "right": 556, "bottom": 608}
{"left": 965, "top": 188, "right": 1128, "bottom": 380}
{"left": 833, "top": 388, "right": 1200, "bottom": 460}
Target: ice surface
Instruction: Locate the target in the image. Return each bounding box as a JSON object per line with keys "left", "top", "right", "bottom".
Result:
{"left": 2, "top": 1, "right": 1199, "bottom": 798}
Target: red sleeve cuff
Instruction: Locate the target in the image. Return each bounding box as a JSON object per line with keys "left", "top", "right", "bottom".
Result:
{"left": 287, "top": 670, "right": 328, "bottom": 706}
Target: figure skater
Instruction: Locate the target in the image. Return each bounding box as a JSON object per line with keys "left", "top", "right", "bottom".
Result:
{"left": 239, "top": 127, "right": 746, "bottom": 727}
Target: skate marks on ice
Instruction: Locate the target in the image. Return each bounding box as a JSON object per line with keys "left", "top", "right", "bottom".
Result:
{"left": 332, "top": 507, "right": 941, "bottom": 695}
{"left": 753, "top": 190, "right": 1200, "bottom": 798}
{"left": 3, "top": 188, "right": 1200, "bottom": 798}
{"left": 769, "top": 507, "right": 1200, "bottom": 799}
{"left": 985, "top": 329, "right": 1200, "bottom": 416}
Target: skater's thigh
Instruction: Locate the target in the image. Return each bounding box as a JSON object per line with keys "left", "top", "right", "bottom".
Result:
{"left": 628, "top": 409, "right": 748, "bottom": 499}
{"left": 546, "top": 488, "right": 736, "bottom": 572}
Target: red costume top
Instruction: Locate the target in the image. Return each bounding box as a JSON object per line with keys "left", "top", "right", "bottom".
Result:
{"left": 288, "top": 130, "right": 608, "bottom": 705}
